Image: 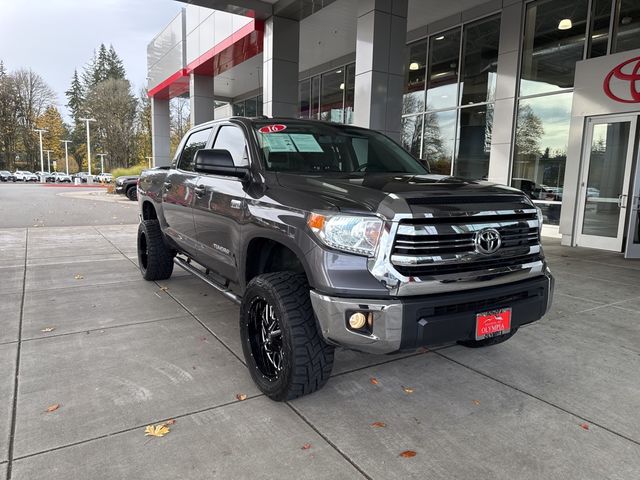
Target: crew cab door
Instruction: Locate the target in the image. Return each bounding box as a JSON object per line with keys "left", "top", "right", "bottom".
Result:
{"left": 192, "top": 123, "right": 249, "bottom": 285}
{"left": 162, "top": 126, "right": 213, "bottom": 256}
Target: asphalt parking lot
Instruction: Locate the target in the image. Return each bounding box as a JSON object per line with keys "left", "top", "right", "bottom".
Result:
{"left": 1, "top": 184, "right": 640, "bottom": 479}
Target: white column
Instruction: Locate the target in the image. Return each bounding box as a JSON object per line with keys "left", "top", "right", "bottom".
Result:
{"left": 151, "top": 97, "right": 171, "bottom": 167}
{"left": 353, "top": 0, "right": 407, "bottom": 141}
{"left": 190, "top": 73, "right": 215, "bottom": 125}
{"left": 262, "top": 16, "right": 299, "bottom": 117}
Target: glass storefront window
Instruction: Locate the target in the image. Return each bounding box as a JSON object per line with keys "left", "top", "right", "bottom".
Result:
{"left": 232, "top": 102, "right": 245, "bottom": 116}
{"left": 311, "top": 76, "right": 320, "bottom": 119}
{"left": 511, "top": 92, "right": 573, "bottom": 225}
{"left": 344, "top": 64, "right": 355, "bottom": 124}
{"left": 320, "top": 68, "right": 345, "bottom": 122}
{"left": 520, "top": 0, "right": 589, "bottom": 97}
{"left": 245, "top": 97, "right": 257, "bottom": 117}
{"left": 257, "top": 95, "right": 263, "bottom": 116}
{"left": 401, "top": 114, "right": 423, "bottom": 158}
{"left": 404, "top": 40, "right": 427, "bottom": 114}
{"left": 454, "top": 105, "right": 493, "bottom": 179}
{"left": 299, "top": 79, "right": 311, "bottom": 118}
{"left": 461, "top": 17, "right": 499, "bottom": 105}
{"left": 588, "top": 0, "right": 612, "bottom": 58}
{"left": 426, "top": 28, "right": 461, "bottom": 110}
{"left": 613, "top": 0, "right": 640, "bottom": 53}
{"left": 422, "top": 109, "right": 456, "bottom": 174}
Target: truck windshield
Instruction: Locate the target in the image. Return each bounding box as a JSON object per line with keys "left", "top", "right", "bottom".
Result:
{"left": 253, "top": 122, "right": 428, "bottom": 175}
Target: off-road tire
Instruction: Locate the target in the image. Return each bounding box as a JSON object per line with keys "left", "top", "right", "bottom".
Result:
{"left": 137, "top": 220, "right": 174, "bottom": 281}
{"left": 126, "top": 185, "right": 138, "bottom": 201}
{"left": 240, "top": 272, "right": 335, "bottom": 401}
{"left": 458, "top": 328, "right": 518, "bottom": 348}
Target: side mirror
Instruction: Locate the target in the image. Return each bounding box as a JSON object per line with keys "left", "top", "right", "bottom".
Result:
{"left": 194, "top": 149, "right": 249, "bottom": 180}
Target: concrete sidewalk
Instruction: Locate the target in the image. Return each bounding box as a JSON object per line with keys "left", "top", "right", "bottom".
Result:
{"left": 1, "top": 225, "right": 639, "bottom": 479}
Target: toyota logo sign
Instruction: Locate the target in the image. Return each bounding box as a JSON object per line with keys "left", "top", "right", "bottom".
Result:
{"left": 475, "top": 228, "right": 502, "bottom": 255}
{"left": 603, "top": 56, "right": 640, "bottom": 104}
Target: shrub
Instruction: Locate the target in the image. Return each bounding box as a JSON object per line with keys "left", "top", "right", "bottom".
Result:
{"left": 111, "top": 164, "right": 146, "bottom": 179}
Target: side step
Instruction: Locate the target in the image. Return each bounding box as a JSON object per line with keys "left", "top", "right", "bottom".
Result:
{"left": 173, "top": 256, "right": 241, "bottom": 304}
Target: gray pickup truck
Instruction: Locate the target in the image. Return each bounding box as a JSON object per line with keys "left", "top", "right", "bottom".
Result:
{"left": 137, "top": 117, "right": 553, "bottom": 401}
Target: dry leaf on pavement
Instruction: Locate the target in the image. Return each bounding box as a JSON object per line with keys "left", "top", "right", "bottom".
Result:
{"left": 370, "top": 377, "right": 379, "bottom": 385}
{"left": 402, "top": 386, "right": 414, "bottom": 394}
{"left": 41, "top": 327, "right": 55, "bottom": 333}
{"left": 236, "top": 393, "right": 247, "bottom": 401}
{"left": 74, "top": 274, "right": 84, "bottom": 280}
{"left": 301, "top": 443, "right": 312, "bottom": 450}
{"left": 400, "top": 450, "right": 417, "bottom": 458}
{"left": 159, "top": 286, "right": 169, "bottom": 291}
{"left": 371, "top": 421, "right": 386, "bottom": 428}
{"left": 580, "top": 422, "right": 590, "bottom": 430}
{"left": 144, "top": 424, "right": 170, "bottom": 437}
{"left": 472, "top": 399, "right": 481, "bottom": 406}
{"left": 46, "top": 403, "right": 60, "bottom": 413}
{"left": 165, "top": 419, "right": 176, "bottom": 425}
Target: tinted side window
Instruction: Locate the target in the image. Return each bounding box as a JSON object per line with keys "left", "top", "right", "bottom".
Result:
{"left": 213, "top": 125, "right": 249, "bottom": 166}
{"left": 178, "top": 128, "right": 212, "bottom": 171}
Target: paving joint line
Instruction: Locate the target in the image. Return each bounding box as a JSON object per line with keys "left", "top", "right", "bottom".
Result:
{"left": 10, "top": 394, "right": 264, "bottom": 463}
{"left": 434, "top": 350, "right": 640, "bottom": 447}
{"left": 6, "top": 228, "right": 28, "bottom": 480}
{"left": 286, "top": 402, "right": 372, "bottom": 480}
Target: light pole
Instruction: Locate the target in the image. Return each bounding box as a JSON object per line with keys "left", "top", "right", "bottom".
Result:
{"left": 97, "top": 153, "right": 107, "bottom": 174}
{"left": 33, "top": 129, "right": 47, "bottom": 175}
{"left": 79, "top": 117, "right": 96, "bottom": 176}
{"left": 146, "top": 156, "right": 153, "bottom": 168}
{"left": 44, "top": 150, "right": 52, "bottom": 172}
{"left": 60, "top": 140, "right": 71, "bottom": 175}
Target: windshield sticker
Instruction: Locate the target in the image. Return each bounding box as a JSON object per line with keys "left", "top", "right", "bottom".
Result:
{"left": 289, "top": 134, "right": 324, "bottom": 152}
{"left": 258, "top": 124, "right": 287, "bottom": 134}
{"left": 261, "top": 133, "right": 297, "bottom": 152}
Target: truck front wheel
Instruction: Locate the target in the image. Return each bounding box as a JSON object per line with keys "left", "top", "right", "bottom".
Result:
{"left": 240, "top": 272, "right": 335, "bottom": 401}
{"left": 137, "top": 220, "right": 174, "bottom": 280}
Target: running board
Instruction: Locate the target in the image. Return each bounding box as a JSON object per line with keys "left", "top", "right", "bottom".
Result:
{"left": 173, "top": 256, "right": 241, "bottom": 304}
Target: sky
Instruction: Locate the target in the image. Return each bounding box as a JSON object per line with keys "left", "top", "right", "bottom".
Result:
{"left": 0, "top": 0, "right": 182, "bottom": 121}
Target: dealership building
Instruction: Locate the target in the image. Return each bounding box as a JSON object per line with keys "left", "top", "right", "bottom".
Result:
{"left": 147, "top": 0, "right": 640, "bottom": 257}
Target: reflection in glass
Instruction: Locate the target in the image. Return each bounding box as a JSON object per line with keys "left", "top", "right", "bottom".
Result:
{"left": 454, "top": 105, "right": 493, "bottom": 179}
{"left": 245, "top": 97, "right": 257, "bottom": 117}
{"left": 461, "top": 17, "right": 499, "bottom": 105}
{"left": 404, "top": 40, "right": 427, "bottom": 114}
{"left": 422, "top": 109, "right": 456, "bottom": 175}
{"left": 320, "top": 69, "right": 345, "bottom": 122}
{"left": 511, "top": 92, "right": 573, "bottom": 225}
{"left": 257, "top": 95, "right": 263, "bottom": 116}
{"left": 401, "top": 114, "right": 423, "bottom": 158}
{"left": 232, "top": 101, "right": 245, "bottom": 116}
{"left": 311, "top": 76, "right": 320, "bottom": 119}
{"left": 426, "top": 28, "right": 461, "bottom": 111}
{"left": 344, "top": 64, "right": 355, "bottom": 124}
{"left": 614, "top": 0, "right": 640, "bottom": 53}
{"left": 520, "top": 0, "right": 589, "bottom": 96}
{"left": 588, "top": 0, "right": 612, "bottom": 58}
{"left": 582, "top": 122, "right": 630, "bottom": 237}
{"left": 299, "top": 79, "right": 310, "bottom": 118}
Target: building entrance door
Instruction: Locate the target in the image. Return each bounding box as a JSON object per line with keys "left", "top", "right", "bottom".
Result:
{"left": 575, "top": 115, "right": 638, "bottom": 252}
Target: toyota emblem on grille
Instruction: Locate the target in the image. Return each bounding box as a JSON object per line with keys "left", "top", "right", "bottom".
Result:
{"left": 475, "top": 228, "right": 502, "bottom": 255}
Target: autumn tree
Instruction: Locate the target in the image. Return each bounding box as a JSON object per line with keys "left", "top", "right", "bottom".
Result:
{"left": 515, "top": 104, "right": 544, "bottom": 157}
{"left": 170, "top": 97, "right": 190, "bottom": 157}
{"left": 0, "top": 61, "right": 19, "bottom": 170}
{"left": 35, "top": 105, "right": 67, "bottom": 169}
{"left": 133, "top": 87, "right": 152, "bottom": 162}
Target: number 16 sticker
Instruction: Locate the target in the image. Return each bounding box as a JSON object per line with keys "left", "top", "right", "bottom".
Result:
{"left": 259, "top": 124, "right": 287, "bottom": 133}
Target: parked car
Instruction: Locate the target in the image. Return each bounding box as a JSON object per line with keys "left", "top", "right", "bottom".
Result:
{"left": 14, "top": 170, "right": 38, "bottom": 182}
{"left": 35, "top": 171, "right": 55, "bottom": 182}
{"left": 72, "top": 172, "right": 91, "bottom": 183}
{"left": 115, "top": 175, "right": 139, "bottom": 200}
{"left": 95, "top": 172, "right": 113, "bottom": 183}
{"left": 51, "top": 172, "right": 72, "bottom": 183}
{"left": 0, "top": 170, "right": 16, "bottom": 182}
{"left": 136, "top": 117, "right": 554, "bottom": 401}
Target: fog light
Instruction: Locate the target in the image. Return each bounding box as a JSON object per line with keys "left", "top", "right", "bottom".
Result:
{"left": 349, "top": 312, "right": 367, "bottom": 330}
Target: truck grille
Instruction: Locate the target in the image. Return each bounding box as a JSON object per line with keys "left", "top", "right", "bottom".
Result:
{"left": 390, "top": 209, "right": 542, "bottom": 277}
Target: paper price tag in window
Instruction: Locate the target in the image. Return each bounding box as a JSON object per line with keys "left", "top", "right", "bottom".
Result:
{"left": 289, "top": 134, "right": 324, "bottom": 152}
{"left": 262, "top": 133, "right": 297, "bottom": 152}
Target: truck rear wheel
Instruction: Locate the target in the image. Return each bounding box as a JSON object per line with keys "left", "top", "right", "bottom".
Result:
{"left": 458, "top": 328, "right": 518, "bottom": 348}
{"left": 137, "top": 220, "right": 174, "bottom": 281}
{"left": 240, "top": 272, "right": 335, "bottom": 401}
{"left": 126, "top": 186, "right": 138, "bottom": 201}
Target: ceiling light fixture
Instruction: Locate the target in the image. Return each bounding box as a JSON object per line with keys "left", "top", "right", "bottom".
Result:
{"left": 435, "top": 35, "right": 445, "bottom": 40}
{"left": 558, "top": 18, "right": 572, "bottom": 30}
{"left": 339, "top": 83, "right": 345, "bottom": 90}
{"left": 409, "top": 62, "right": 420, "bottom": 70}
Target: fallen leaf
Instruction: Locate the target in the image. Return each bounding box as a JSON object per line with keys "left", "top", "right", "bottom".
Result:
{"left": 236, "top": 393, "right": 247, "bottom": 401}
{"left": 46, "top": 403, "right": 60, "bottom": 412}
{"left": 74, "top": 274, "right": 84, "bottom": 280}
{"left": 159, "top": 286, "right": 169, "bottom": 291}
{"left": 580, "top": 422, "right": 590, "bottom": 430}
{"left": 418, "top": 346, "right": 429, "bottom": 353}
{"left": 400, "top": 450, "right": 417, "bottom": 458}
{"left": 472, "top": 399, "right": 481, "bottom": 406}
{"left": 165, "top": 419, "right": 176, "bottom": 425}
{"left": 370, "top": 377, "right": 379, "bottom": 385}
{"left": 144, "top": 424, "right": 170, "bottom": 437}
{"left": 402, "top": 386, "right": 414, "bottom": 394}
{"left": 301, "top": 443, "right": 312, "bottom": 450}
{"left": 371, "top": 421, "right": 386, "bottom": 428}
{"left": 41, "top": 327, "right": 55, "bottom": 333}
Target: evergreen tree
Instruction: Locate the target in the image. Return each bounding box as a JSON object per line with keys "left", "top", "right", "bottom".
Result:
{"left": 106, "top": 45, "right": 126, "bottom": 80}
{"left": 65, "top": 69, "right": 84, "bottom": 121}
{"left": 94, "top": 43, "right": 109, "bottom": 84}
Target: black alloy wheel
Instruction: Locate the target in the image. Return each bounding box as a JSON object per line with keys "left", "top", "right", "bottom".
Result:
{"left": 246, "top": 297, "right": 284, "bottom": 380}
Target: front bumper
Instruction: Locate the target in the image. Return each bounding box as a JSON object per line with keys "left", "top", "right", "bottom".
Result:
{"left": 309, "top": 273, "right": 553, "bottom": 354}
{"left": 115, "top": 185, "right": 125, "bottom": 193}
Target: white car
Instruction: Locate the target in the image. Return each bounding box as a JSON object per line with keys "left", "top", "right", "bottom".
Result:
{"left": 51, "top": 172, "right": 72, "bottom": 183}
{"left": 95, "top": 172, "right": 113, "bottom": 183}
{"left": 14, "top": 170, "right": 38, "bottom": 182}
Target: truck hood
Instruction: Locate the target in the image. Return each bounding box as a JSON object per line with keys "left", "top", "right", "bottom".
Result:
{"left": 275, "top": 173, "right": 529, "bottom": 216}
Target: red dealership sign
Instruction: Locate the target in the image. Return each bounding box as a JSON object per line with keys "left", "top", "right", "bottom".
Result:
{"left": 603, "top": 56, "right": 640, "bottom": 103}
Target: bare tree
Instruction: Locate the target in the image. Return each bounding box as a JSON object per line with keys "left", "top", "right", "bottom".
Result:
{"left": 170, "top": 97, "right": 190, "bottom": 157}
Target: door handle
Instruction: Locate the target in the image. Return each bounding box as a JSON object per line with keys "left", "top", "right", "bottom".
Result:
{"left": 194, "top": 185, "right": 206, "bottom": 197}
{"left": 618, "top": 194, "right": 628, "bottom": 208}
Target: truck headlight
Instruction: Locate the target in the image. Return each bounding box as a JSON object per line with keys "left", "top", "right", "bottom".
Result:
{"left": 307, "top": 213, "right": 383, "bottom": 257}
